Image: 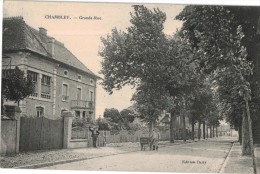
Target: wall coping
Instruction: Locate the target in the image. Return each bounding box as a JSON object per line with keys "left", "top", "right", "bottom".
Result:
{"left": 70, "top": 139, "right": 88, "bottom": 142}
{"left": 61, "top": 111, "right": 74, "bottom": 117}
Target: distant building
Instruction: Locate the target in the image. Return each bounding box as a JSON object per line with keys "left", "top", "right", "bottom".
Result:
{"left": 2, "top": 17, "right": 99, "bottom": 120}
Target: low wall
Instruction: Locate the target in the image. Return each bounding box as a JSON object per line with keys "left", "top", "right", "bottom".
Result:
{"left": 1, "top": 119, "right": 18, "bottom": 154}
{"left": 68, "top": 139, "right": 89, "bottom": 148}
{"left": 105, "top": 129, "right": 170, "bottom": 144}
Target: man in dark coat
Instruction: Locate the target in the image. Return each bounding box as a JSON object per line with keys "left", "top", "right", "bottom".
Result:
{"left": 89, "top": 126, "right": 100, "bottom": 147}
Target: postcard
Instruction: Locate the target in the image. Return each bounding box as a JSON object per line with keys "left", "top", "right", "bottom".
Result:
{"left": 1, "top": 1, "right": 259, "bottom": 174}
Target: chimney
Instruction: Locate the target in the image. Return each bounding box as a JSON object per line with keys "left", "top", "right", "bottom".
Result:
{"left": 39, "top": 27, "right": 47, "bottom": 35}
{"left": 47, "top": 37, "right": 55, "bottom": 57}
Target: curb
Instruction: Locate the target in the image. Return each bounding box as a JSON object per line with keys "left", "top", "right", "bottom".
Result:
{"left": 219, "top": 141, "right": 234, "bottom": 173}
{"left": 14, "top": 149, "right": 142, "bottom": 169}
{"left": 14, "top": 141, "right": 191, "bottom": 169}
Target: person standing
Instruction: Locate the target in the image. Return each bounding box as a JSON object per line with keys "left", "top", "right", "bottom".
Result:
{"left": 89, "top": 126, "right": 100, "bottom": 148}
{"left": 153, "top": 129, "right": 160, "bottom": 151}
{"left": 150, "top": 129, "right": 159, "bottom": 150}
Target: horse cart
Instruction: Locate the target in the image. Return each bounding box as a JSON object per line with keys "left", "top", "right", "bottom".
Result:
{"left": 140, "top": 137, "right": 152, "bottom": 151}
{"left": 140, "top": 137, "right": 159, "bottom": 151}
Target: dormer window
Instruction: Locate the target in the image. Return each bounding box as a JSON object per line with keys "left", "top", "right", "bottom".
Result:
{"left": 64, "top": 70, "right": 68, "bottom": 77}
{"left": 78, "top": 75, "right": 82, "bottom": 82}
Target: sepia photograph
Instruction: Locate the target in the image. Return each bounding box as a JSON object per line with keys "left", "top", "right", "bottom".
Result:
{"left": 1, "top": 0, "right": 260, "bottom": 173}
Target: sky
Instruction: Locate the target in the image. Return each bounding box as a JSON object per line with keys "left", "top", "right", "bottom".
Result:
{"left": 3, "top": 1, "right": 185, "bottom": 117}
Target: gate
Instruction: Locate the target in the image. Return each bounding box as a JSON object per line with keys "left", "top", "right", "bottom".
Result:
{"left": 19, "top": 117, "right": 64, "bottom": 151}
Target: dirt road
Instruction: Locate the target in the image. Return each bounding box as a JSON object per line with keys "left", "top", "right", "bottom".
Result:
{"left": 42, "top": 139, "right": 233, "bottom": 173}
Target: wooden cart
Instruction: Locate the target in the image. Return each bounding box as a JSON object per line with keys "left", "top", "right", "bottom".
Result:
{"left": 140, "top": 137, "right": 152, "bottom": 151}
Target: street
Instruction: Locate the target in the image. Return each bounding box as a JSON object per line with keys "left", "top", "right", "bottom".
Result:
{"left": 42, "top": 138, "right": 234, "bottom": 173}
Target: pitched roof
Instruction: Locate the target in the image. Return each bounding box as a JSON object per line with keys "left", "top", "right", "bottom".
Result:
{"left": 160, "top": 114, "right": 170, "bottom": 123}
{"left": 3, "top": 17, "right": 98, "bottom": 78}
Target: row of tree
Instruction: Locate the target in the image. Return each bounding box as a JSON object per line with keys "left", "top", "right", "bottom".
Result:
{"left": 99, "top": 5, "right": 260, "bottom": 158}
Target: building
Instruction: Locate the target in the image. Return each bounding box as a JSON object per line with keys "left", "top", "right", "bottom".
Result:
{"left": 2, "top": 16, "right": 99, "bottom": 120}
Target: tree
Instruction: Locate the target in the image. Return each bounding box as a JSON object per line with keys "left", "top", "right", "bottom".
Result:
{"left": 120, "top": 109, "right": 135, "bottom": 123}
{"left": 176, "top": 5, "right": 257, "bottom": 160}
{"left": 99, "top": 5, "right": 168, "bottom": 95}
{"left": 132, "top": 83, "right": 174, "bottom": 134}
{"left": 96, "top": 117, "right": 111, "bottom": 131}
{"left": 103, "top": 108, "right": 121, "bottom": 123}
{"left": 99, "top": 5, "right": 206, "bottom": 142}
{"left": 2, "top": 66, "right": 35, "bottom": 106}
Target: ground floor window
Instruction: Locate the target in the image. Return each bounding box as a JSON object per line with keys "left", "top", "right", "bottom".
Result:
{"left": 82, "top": 111, "right": 86, "bottom": 120}
{"left": 89, "top": 111, "right": 93, "bottom": 119}
{"left": 75, "top": 110, "right": 80, "bottom": 118}
{"left": 36, "top": 106, "right": 44, "bottom": 117}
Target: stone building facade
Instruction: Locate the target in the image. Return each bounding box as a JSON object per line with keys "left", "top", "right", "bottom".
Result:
{"left": 2, "top": 17, "right": 98, "bottom": 120}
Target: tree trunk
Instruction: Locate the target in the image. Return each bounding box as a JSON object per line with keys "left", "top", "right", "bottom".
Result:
{"left": 203, "top": 121, "right": 206, "bottom": 139}
{"left": 210, "top": 126, "right": 212, "bottom": 138}
{"left": 212, "top": 126, "right": 215, "bottom": 138}
{"left": 176, "top": 116, "right": 180, "bottom": 140}
{"left": 216, "top": 127, "right": 218, "bottom": 137}
{"left": 149, "top": 120, "right": 155, "bottom": 136}
{"left": 244, "top": 94, "right": 257, "bottom": 173}
{"left": 191, "top": 121, "right": 195, "bottom": 141}
{"left": 182, "top": 98, "right": 187, "bottom": 142}
{"left": 242, "top": 109, "right": 251, "bottom": 155}
{"left": 198, "top": 121, "right": 201, "bottom": 140}
{"left": 182, "top": 114, "right": 186, "bottom": 142}
{"left": 206, "top": 124, "right": 209, "bottom": 139}
{"left": 239, "top": 119, "right": 242, "bottom": 145}
{"left": 170, "top": 111, "right": 175, "bottom": 143}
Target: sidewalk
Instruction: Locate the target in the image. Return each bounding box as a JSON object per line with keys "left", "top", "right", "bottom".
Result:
{"left": 221, "top": 142, "right": 260, "bottom": 173}
{"left": 0, "top": 140, "right": 184, "bottom": 169}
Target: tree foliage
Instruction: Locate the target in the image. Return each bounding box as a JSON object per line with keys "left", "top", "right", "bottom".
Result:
{"left": 103, "top": 108, "right": 121, "bottom": 123}
{"left": 99, "top": 5, "right": 221, "bottom": 141}
{"left": 2, "top": 66, "right": 35, "bottom": 105}
{"left": 176, "top": 5, "right": 259, "bottom": 154}
{"left": 176, "top": 5, "right": 254, "bottom": 124}
{"left": 120, "top": 109, "right": 135, "bottom": 123}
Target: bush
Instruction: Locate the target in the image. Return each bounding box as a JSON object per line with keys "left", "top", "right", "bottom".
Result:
{"left": 72, "top": 117, "right": 93, "bottom": 127}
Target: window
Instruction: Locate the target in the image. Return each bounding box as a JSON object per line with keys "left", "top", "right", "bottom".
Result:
{"left": 90, "top": 79, "right": 94, "bottom": 85}
{"left": 78, "top": 75, "right": 82, "bottom": 81}
{"left": 28, "top": 71, "right": 38, "bottom": 82}
{"left": 36, "top": 106, "right": 44, "bottom": 117}
{"left": 77, "top": 87, "right": 82, "bottom": 100}
{"left": 75, "top": 110, "right": 80, "bottom": 118}
{"left": 2, "top": 69, "right": 15, "bottom": 78}
{"left": 27, "top": 71, "right": 38, "bottom": 97}
{"left": 41, "top": 74, "right": 51, "bottom": 99}
{"left": 82, "top": 111, "right": 86, "bottom": 120}
{"left": 64, "top": 70, "right": 68, "bottom": 76}
{"left": 62, "top": 83, "right": 69, "bottom": 101}
{"left": 89, "top": 91, "right": 94, "bottom": 101}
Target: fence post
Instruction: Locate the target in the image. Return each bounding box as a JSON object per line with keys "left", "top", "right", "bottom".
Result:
{"left": 4, "top": 105, "right": 21, "bottom": 153}
{"left": 62, "top": 111, "right": 74, "bottom": 148}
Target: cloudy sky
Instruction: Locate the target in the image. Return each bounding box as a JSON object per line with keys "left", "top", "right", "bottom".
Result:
{"left": 3, "top": 1, "right": 185, "bottom": 117}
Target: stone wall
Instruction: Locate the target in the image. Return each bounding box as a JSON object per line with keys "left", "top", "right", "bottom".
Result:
{"left": 1, "top": 119, "right": 18, "bottom": 154}
{"left": 1, "top": 105, "right": 21, "bottom": 155}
